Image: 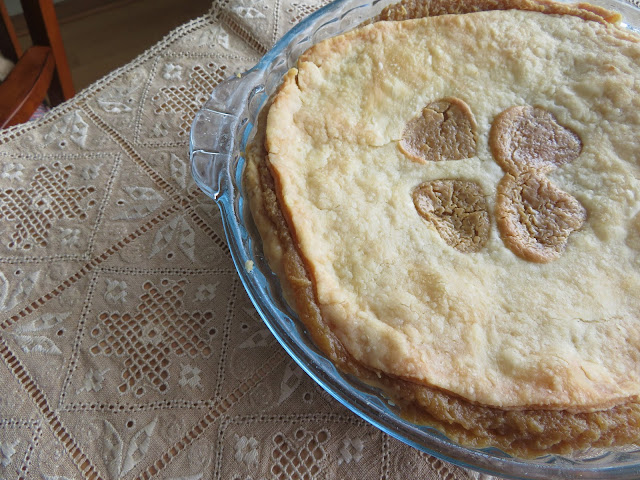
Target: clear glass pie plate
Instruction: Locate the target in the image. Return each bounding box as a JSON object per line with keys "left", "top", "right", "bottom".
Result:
{"left": 190, "top": 1, "right": 640, "bottom": 478}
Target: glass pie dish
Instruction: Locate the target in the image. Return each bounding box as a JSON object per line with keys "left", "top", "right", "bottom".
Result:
{"left": 190, "top": 0, "right": 640, "bottom": 478}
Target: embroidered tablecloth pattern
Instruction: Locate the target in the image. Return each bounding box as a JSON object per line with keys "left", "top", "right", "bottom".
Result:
{"left": 0, "top": 1, "right": 496, "bottom": 478}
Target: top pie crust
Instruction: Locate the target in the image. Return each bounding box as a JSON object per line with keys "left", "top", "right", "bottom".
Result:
{"left": 261, "top": 7, "right": 640, "bottom": 411}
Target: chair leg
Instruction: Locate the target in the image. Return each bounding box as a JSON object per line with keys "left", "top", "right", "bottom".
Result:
{"left": 19, "top": 0, "right": 74, "bottom": 105}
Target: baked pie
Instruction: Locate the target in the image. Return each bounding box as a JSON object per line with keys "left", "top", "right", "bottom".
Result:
{"left": 244, "top": 0, "right": 640, "bottom": 456}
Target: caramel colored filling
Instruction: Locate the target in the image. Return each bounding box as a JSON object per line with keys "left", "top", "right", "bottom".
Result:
{"left": 400, "top": 97, "right": 477, "bottom": 163}
{"left": 497, "top": 172, "right": 587, "bottom": 262}
{"left": 413, "top": 180, "right": 490, "bottom": 252}
{"left": 491, "top": 106, "right": 586, "bottom": 262}
{"left": 490, "top": 105, "right": 582, "bottom": 174}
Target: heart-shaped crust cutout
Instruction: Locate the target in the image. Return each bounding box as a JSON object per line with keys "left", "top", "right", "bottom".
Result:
{"left": 413, "top": 179, "right": 490, "bottom": 252}
{"left": 496, "top": 172, "right": 587, "bottom": 262}
{"left": 400, "top": 97, "right": 477, "bottom": 163}
{"left": 491, "top": 105, "right": 586, "bottom": 262}
{"left": 490, "top": 105, "right": 583, "bottom": 174}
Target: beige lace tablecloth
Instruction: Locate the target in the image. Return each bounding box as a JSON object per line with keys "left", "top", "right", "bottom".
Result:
{"left": 0, "top": 1, "right": 497, "bottom": 478}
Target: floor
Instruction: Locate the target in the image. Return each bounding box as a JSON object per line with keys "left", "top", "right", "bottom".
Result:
{"left": 14, "top": 0, "right": 213, "bottom": 93}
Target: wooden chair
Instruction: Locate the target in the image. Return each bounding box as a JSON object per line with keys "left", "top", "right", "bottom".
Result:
{"left": 0, "top": 0, "right": 74, "bottom": 128}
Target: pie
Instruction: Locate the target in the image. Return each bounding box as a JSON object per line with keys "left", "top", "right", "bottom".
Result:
{"left": 244, "top": 0, "right": 640, "bottom": 456}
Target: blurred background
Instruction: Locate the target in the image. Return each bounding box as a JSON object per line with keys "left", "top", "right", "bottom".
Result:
{"left": 6, "top": 0, "right": 211, "bottom": 91}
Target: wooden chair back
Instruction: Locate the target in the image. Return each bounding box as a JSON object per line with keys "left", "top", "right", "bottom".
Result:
{"left": 0, "top": 0, "right": 74, "bottom": 128}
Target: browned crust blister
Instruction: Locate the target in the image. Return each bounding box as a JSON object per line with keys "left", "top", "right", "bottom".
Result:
{"left": 243, "top": 0, "right": 640, "bottom": 458}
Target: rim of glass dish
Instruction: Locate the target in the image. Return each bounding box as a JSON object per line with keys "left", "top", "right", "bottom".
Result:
{"left": 190, "top": 1, "right": 640, "bottom": 478}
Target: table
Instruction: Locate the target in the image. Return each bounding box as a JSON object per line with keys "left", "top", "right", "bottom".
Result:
{"left": 0, "top": 1, "right": 496, "bottom": 478}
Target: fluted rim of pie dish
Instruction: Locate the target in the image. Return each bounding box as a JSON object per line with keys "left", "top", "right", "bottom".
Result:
{"left": 189, "top": 0, "right": 640, "bottom": 478}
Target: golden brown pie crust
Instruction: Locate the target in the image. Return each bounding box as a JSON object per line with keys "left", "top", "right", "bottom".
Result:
{"left": 244, "top": 0, "right": 640, "bottom": 457}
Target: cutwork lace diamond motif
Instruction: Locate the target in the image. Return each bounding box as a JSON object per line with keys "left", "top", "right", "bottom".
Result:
{"left": 103, "top": 418, "right": 158, "bottom": 479}
{"left": 338, "top": 438, "right": 364, "bottom": 465}
{"left": 234, "top": 434, "right": 259, "bottom": 468}
{"left": 163, "top": 63, "right": 184, "bottom": 81}
{"left": 113, "top": 186, "right": 164, "bottom": 220}
{"left": 104, "top": 279, "right": 128, "bottom": 304}
{"left": 43, "top": 111, "right": 89, "bottom": 148}
{"left": 97, "top": 85, "right": 140, "bottom": 114}
{"left": 89, "top": 279, "right": 214, "bottom": 397}
{"left": 60, "top": 227, "right": 81, "bottom": 247}
{"left": 0, "top": 270, "right": 40, "bottom": 312}
{"left": 11, "top": 312, "right": 67, "bottom": 355}
{"left": 195, "top": 282, "right": 219, "bottom": 302}
{"left": 0, "top": 162, "right": 96, "bottom": 250}
{"left": 149, "top": 215, "right": 195, "bottom": 261}
{"left": 232, "top": 0, "right": 267, "bottom": 19}
{"left": 152, "top": 62, "right": 227, "bottom": 136}
{"left": 77, "top": 368, "right": 109, "bottom": 394}
{"left": 1, "top": 162, "right": 24, "bottom": 180}
{"left": 196, "top": 25, "right": 230, "bottom": 49}
{"left": 178, "top": 364, "right": 203, "bottom": 390}
{"left": 271, "top": 429, "right": 329, "bottom": 479}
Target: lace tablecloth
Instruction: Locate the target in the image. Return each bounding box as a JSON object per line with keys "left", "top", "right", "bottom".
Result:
{"left": 0, "top": 1, "right": 496, "bottom": 478}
